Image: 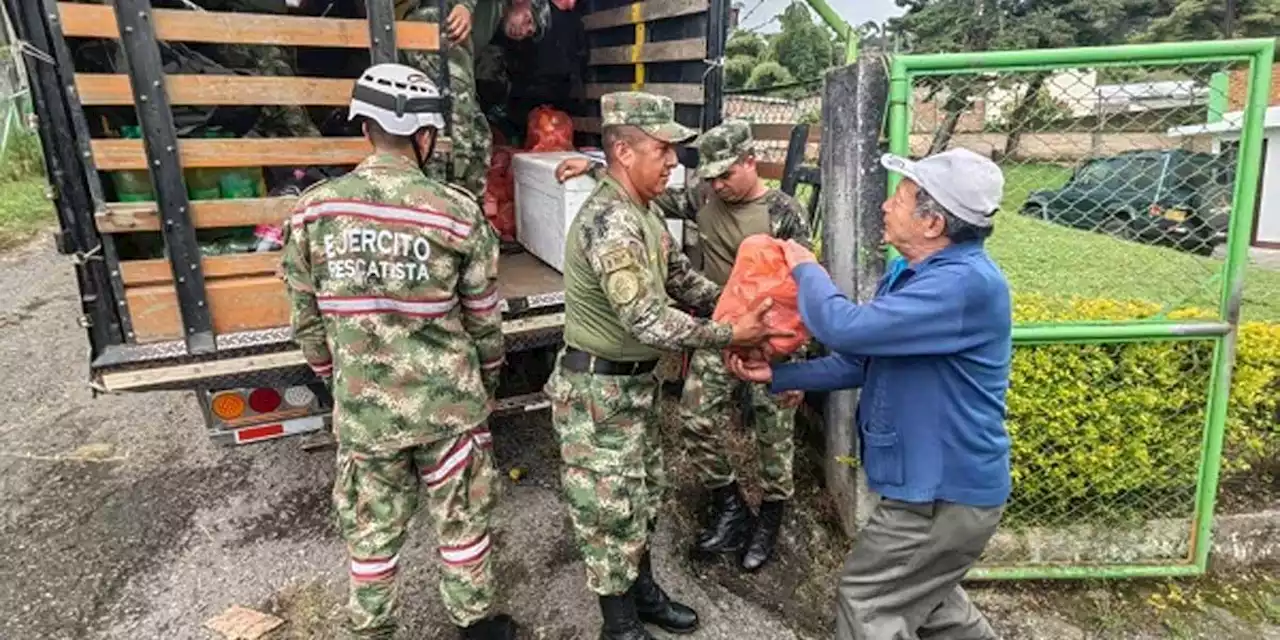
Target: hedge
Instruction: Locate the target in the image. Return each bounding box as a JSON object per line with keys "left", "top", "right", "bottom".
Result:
{"left": 1003, "top": 294, "right": 1280, "bottom": 525}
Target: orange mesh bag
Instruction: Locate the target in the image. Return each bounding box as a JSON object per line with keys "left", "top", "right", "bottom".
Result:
{"left": 483, "top": 145, "right": 517, "bottom": 241}
{"left": 526, "top": 105, "right": 575, "bottom": 152}
{"left": 712, "top": 234, "right": 810, "bottom": 357}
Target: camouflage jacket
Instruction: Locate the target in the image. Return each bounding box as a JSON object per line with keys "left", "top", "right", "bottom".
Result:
{"left": 583, "top": 162, "right": 813, "bottom": 249}
{"left": 280, "top": 153, "right": 503, "bottom": 453}
{"left": 562, "top": 174, "right": 732, "bottom": 362}
{"left": 649, "top": 180, "right": 814, "bottom": 251}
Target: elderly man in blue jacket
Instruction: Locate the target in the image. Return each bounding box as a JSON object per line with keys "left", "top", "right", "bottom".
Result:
{"left": 728, "top": 148, "right": 1012, "bottom": 639}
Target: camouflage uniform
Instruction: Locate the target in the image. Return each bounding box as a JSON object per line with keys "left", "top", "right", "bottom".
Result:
{"left": 398, "top": 0, "right": 549, "bottom": 199}
{"left": 648, "top": 120, "right": 813, "bottom": 502}
{"left": 545, "top": 92, "right": 734, "bottom": 597}
{"left": 281, "top": 151, "right": 504, "bottom": 637}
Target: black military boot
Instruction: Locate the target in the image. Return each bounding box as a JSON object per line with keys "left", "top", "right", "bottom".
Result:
{"left": 696, "top": 481, "right": 753, "bottom": 553}
{"left": 740, "top": 499, "right": 785, "bottom": 572}
{"left": 457, "top": 613, "right": 517, "bottom": 640}
{"left": 598, "top": 593, "right": 656, "bottom": 640}
{"left": 632, "top": 549, "right": 699, "bottom": 634}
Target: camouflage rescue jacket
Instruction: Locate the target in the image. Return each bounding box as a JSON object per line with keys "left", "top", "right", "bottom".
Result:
{"left": 281, "top": 153, "right": 503, "bottom": 453}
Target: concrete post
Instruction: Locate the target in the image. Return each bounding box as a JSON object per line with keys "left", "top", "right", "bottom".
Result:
{"left": 818, "top": 51, "right": 889, "bottom": 537}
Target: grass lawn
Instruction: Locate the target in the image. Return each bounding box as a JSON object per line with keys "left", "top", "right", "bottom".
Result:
{"left": 989, "top": 163, "right": 1280, "bottom": 322}
{"left": 0, "top": 177, "right": 53, "bottom": 251}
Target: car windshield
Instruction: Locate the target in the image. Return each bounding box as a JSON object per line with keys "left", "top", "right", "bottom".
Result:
{"left": 1072, "top": 156, "right": 1163, "bottom": 190}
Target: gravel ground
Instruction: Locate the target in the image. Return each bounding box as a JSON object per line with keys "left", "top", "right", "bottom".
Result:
{"left": 0, "top": 239, "right": 802, "bottom": 639}
{"left": 1, "top": 237, "right": 1277, "bottom": 640}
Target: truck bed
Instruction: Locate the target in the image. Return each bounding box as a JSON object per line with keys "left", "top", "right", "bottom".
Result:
{"left": 90, "top": 250, "right": 565, "bottom": 393}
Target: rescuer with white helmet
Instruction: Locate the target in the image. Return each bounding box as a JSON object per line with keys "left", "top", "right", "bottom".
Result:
{"left": 282, "top": 61, "right": 513, "bottom": 639}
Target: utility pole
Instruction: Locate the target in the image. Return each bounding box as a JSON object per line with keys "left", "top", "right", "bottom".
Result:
{"left": 1224, "top": 0, "right": 1237, "bottom": 38}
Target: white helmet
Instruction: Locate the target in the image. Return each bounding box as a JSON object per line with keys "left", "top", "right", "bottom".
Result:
{"left": 348, "top": 63, "right": 447, "bottom": 136}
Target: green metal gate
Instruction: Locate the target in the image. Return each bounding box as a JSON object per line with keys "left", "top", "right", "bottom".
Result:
{"left": 887, "top": 39, "right": 1275, "bottom": 579}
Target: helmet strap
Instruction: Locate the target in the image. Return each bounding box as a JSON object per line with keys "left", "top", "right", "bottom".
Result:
{"left": 411, "top": 128, "right": 439, "bottom": 175}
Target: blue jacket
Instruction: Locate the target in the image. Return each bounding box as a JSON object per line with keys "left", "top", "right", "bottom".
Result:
{"left": 771, "top": 241, "right": 1013, "bottom": 507}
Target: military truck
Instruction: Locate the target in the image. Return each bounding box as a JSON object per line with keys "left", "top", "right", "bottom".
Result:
{"left": 6, "top": 0, "right": 733, "bottom": 444}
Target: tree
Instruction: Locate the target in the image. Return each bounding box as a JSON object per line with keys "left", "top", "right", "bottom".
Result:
{"left": 725, "top": 55, "right": 756, "bottom": 90}
{"left": 1134, "top": 0, "right": 1279, "bottom": 48}
{"left": 770, "top": 1, "right": 834, "bottom": 83}
{"left": 888, "top": 0, "right": 1159, "bottom": 153}
{"left": 747, "top": 61, "right": 795, "bottom": 91}
{"left": 726, "top": 30, "right": 768, "bottom": 60}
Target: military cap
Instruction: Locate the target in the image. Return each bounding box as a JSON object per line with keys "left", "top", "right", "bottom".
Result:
{"left": 694, "top": 119, "right": 755, "bottom": 179}
{"left": 600, "top": 91, "right": 697, "bottom": 144}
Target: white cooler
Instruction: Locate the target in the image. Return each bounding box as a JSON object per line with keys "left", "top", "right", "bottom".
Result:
{"left": 513, "top": 151, "right": 687, "bottom": 273}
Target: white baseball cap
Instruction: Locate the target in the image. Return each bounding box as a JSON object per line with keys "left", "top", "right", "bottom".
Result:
{"left": 880, "top": 148, "right": 1004, "bottom": 228}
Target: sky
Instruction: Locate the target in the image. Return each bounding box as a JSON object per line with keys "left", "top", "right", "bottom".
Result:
{"left": 735, "top": 0, "right": 905, "bottom": 33}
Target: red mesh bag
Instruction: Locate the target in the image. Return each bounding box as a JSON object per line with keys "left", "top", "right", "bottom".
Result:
{"left": 712, "top": 234, "right": 810, "bottom": 357}
{"left": 483, "top": 145, "right": 517, "bottom": 241}
{"left": 526, "top": 105, "right": 575, "bottom": 152}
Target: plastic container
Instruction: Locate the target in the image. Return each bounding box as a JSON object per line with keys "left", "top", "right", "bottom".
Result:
{"left": 518, "top": 150, "right": 684, "bottom": 259}
{"left": 512, "top": 151, "right": 596, "bottom": 272}
{"left": 185, "top": 167, "right": 222, "bottom": 200}
{"left": 213, "top": 130, "right": 267, "bottom": 199}
{"left": 111, "top": 126, "right": 155, "bottom": 202}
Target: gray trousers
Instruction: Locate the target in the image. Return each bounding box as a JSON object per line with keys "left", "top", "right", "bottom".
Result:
{"left": 835, "top": 498, "right": 1003, "bottom": 640}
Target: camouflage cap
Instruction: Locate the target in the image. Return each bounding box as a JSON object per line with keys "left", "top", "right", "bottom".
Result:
{"left": 600, "top": 91, "right": 697, "bottom": 144}
{"left": 694, "top": 119, "right": 755, "bottom": 179}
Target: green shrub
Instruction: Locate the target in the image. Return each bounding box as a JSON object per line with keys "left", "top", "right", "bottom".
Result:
{"left": 725, "top": 55, "right": 755, "bottom": 91}
{"left": 746, "top": 61, "right": 794, "bottom": 92}
{"left": 1004, "top": 294, "right": 1280, "bottom": 525}
{"left": 1, "top": 126, "right": 45, "bottom": 183}
{"left": 726, "top": 31, "right": 767, "bottom": 61}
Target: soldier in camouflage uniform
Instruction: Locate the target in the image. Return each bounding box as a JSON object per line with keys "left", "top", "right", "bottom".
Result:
{"left": 398, "top": 0, "right": 549, "bottom": 199}
{"left": 557, "top": 119, "right": 812, "bottom": 573}
{"left": 544, "top": 92, "right": 788, "bottom": 640}
{"left": 280, "top": 63, "right": 516, "bottom": 640}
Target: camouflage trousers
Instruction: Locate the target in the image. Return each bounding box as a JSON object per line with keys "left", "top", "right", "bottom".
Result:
{"left": 333, "top": 425, "right": 498, "bottom": 637}
{"left": 678, "top": 349, "right": 797, "bottom": 501}
{"left": 402, "top": 7, "right": 491, "bottom": 200}
{"left": 545, "top": 356, "right": 665, "bottom": 596}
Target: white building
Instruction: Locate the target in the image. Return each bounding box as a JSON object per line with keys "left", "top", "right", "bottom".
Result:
{"left": 1168, "top": 106, "right": 1280, "bottom": 249}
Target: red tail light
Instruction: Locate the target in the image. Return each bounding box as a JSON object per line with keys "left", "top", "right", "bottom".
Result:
{"left": 248, "top": 388, "right": 282, "bottom": 413}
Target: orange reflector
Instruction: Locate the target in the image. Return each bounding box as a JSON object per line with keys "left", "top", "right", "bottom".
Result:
{"left": 211, "top": 392, "right": 246, "bottom": 420}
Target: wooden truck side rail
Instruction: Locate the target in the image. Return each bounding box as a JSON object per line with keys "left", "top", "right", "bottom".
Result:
{"left": 54, "top": 0, "right": 450, "bottom": 348}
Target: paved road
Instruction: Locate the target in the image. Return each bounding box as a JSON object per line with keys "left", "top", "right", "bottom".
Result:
{"left": 0, "top": 240, "right": 802, "bottom": 640}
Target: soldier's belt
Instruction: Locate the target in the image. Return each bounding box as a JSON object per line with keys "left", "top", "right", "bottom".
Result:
{"left": 562, "top": 348, "right": 658, "bottom": 376}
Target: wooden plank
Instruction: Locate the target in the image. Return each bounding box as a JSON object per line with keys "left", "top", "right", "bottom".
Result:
{"left": 572, "top": 117, "right": 602, "bottom": 134}
{"left": 76, "top": 74, "right": 354, "bottom": 107}
{"left": 57, "top": 2, "right": 439, "bottom": 50}
{"left": 126, "top": 276, "right": 289, "bottom": 342}
{"left": 583, "top": 83, "right": 704, "bottom": 104}
{"left": 750, "top": 123, "right": 823, "bottom": 142}
{"left": 583, "top": 0, "right": 709, "bottom": 30}
{"left": 758, "top": 162, "right": 785, "bottom": 181}
{"left": 120, "top": 253, "right": 282, "bottom": 286}
{"left": 90, "top": 137, "right": 450, "bottom": 170}
{"left": 97, "top": 197, "right": 296, "bottom": 233}
{"left": 589, "top": 38, "right": 706, "bottom": 66}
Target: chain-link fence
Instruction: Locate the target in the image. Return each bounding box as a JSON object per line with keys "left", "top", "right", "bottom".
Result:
{"left": 890, "top": 41, "right": 1276, "bottom": 577}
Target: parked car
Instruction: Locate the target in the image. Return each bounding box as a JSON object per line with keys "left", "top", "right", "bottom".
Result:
{"left": 1020, "top": 149, "right": 1234, "bottom": 255}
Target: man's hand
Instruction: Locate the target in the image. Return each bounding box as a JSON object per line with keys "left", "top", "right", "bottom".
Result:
{"left": 728, "top": 297, "right": 794, "bottom": 347}
{"left": 775, "top": 390, "right": 804, "bottom": 408}
{"left": 725, "top": 351, "right": 773, "bottom": 384}
{"left": 782, "top": 239, "right": 818, "bottom": 271}
{"left": 446, "top": 5, "right": 473, "bottom": 43}
{"left": 555, "top": 157, "right": 593, "bottom": 182}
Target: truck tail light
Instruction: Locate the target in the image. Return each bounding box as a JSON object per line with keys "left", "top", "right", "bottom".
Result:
{"left": 211, "top": 391, "right": 246, "bottom": 420}
{"left": 248, "top": 388, "right": 282, "bottom": 413}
